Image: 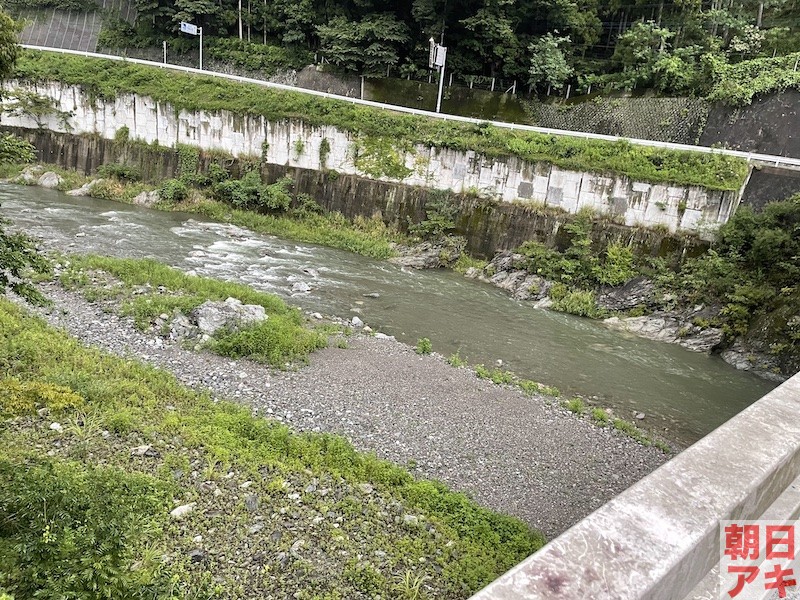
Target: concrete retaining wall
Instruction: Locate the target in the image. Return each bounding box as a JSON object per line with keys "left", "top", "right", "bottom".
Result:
{"left": 1, "top": 81, "right": 741, "bottom": 237}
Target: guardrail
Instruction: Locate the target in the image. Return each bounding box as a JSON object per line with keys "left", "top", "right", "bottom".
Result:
{"left": 469, "top": 372, "right": 800, "bottom": 599}
{"left": 19, "top": 44, "right": 800, "bottom": 170}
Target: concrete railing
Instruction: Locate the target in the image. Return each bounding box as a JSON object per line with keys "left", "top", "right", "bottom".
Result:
{"left": 469, "top": 372, "right": 800, "bottom": 599}
{"left": 18, "top": 44, "right": 800, "bottom": 169}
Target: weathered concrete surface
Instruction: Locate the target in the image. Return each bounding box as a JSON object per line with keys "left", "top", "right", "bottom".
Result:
{"left": 470, "top": 373, "right": 800, "bottom": 600}
{"left": 1, "top": 80, "right": 739, "bottom": 236}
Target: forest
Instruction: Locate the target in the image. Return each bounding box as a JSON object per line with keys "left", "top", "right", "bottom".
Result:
{"left": 9, "top": 0, "right": 800, "bottom": 97}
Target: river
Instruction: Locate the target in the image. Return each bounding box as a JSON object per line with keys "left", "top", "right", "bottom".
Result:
{"left": 0, "top": 183, "right": 777, "bottom": 447}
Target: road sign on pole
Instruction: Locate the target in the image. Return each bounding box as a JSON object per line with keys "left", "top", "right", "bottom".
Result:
{"left": 427, "top": 38, "right": 447, "bottom": 113}
{"left": 179, "top": 22, "right": 203, "bottom": 70}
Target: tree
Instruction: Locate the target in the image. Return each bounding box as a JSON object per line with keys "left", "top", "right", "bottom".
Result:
{"left": 611, "top": 21, "right": 674, "bottom": 89}
{"left": 528, "top": 33, "right": 573, "bottom": 91}
{"left": 459, "top": 0, "right": 521, "bottom": 77}
{"left": 0, "top": 9, "right": 19, "bottom": 80}
{"left": 0, "top": 10, "right": 50, "bottom": 304}
{"left": 317, "top": 13, "right": 410, "bottom": 73}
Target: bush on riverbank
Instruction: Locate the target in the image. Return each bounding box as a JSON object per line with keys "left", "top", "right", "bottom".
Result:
{"left": 0, "top": 298, "right": 545, "bottom": 598}
{"left": 14, "top": 50, "right": 748, "bottom": 191}
{"left": 509, "top": 194, "right": 800, "bottom": 373}
{"left": 60, "top": 255, "right": 328, "bottom": 367}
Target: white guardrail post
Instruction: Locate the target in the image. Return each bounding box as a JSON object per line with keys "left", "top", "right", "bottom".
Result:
{"left": 17, "top": 44, "right": 800, "bottom": 169}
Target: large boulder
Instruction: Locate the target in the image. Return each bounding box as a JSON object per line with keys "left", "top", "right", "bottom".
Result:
{"left": 66, "top": 179, "right": 105, "bottom": 197}
{"left": 193, "top": 297, "right": 267, "bottom": 336}
{"left": 132, "top": 190, "right": 160, "bottom": 207}
{"left": 37, "top": 171, "right": 63, "bottom": 189}
{"left": 597, "top": 277, "right": 656, "bottom": 312}
{"left": 13, "top": 165, "right": 43, "bottom": 184}
{"left": 604, "top": 314, "right": 725, "bottom": 353}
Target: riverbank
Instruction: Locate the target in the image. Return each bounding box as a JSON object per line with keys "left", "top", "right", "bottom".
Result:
{"left": 19, "top": 254, "right": 668, "bottom": 539}
{"left": 7, "top": 162, "right": 793, "bottom": 387}
{"left": 2, "top": 294, "right": 545, "bottom": 599}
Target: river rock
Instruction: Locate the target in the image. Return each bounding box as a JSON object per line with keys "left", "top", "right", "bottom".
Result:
{"left": 604, "top": 314, "right": 724, "bottom": 353}
{"left": 351, "top": 316, "right": 364, "bottom": 328}
{"left": 14, "top": 165, "right": 42, "bottom": 184}
{"left": 170, "top": 502, "right": 196, "bottom": 519}
{"left": 597, "top": 277, "right": 655, "bottom": 312}
{"left": 38, "top": 171, "right": 63, "bottom": 189}
{"left": 132, "top": 190, "right": 160, "bottom": 207}
{"left": 720, "top": 341, "right": 785, "bottom": 381}
{"left": 291, "top": 281, "right": 311, "bottom": 293}
{"left": 389, "top": 240, "right": 464, "bottom": 269}
{"left": 490, "top": 270, "right": 550, "bottom": 301}
{"left": 66, "top": 179, "right": 104, "bottom": 197}
{"left": 169, "top": 311, "right": 194, "bottom": 340}
{"left": 193, "top": 297, "right": 267, "bottom": 336}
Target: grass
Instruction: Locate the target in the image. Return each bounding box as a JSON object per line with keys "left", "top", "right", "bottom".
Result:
{"left": 184, "top": 199, "right": 401, "bottom": 260}
{"left": 473, "top": 364, "right": 560, "bottom": 398}
{"left": 591, "top": 407, "right": 609, "bottom": 424}
{"left": 0, "top": 298, "right": 545, "bottom": 599}
{"left": 415, "top": 337, "right": 433, "bottom": 355}
{"left": 15, "top": 50, "right": 749, "bottom": 191}
{"left": 59, "top": 255, "right": 327, "bottom": 367}
{"left": 564, "top": 397, "right": 586, "bottom": 415}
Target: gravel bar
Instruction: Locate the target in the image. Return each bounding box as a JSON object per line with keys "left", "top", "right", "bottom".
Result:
{"left": 27, "top": 278, "right": 668, "bottom": 538}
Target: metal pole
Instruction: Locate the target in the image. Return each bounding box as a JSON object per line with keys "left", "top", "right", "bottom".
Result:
{"left": 163, "top": 40, "right": 166, "bottom": 64}
{"left": 199, "top": 27, "right": 203, "bottom": 70}
{"left": 360, "top": 75, "right": 364, "bottom": 100}
{"left": 436, "top": 65, "right": 445, "bottom": 113}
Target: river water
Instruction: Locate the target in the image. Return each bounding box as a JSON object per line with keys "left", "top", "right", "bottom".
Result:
{"left": 0, "top": 183, "right": 777, "bottom": 447}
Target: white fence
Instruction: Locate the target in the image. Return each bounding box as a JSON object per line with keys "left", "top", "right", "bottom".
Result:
{"left": 19, "top": 44, "right": 800, "bottom": 169}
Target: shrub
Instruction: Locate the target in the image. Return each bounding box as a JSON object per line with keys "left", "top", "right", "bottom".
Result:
{"left": 593, "top": 242, "right": 636, "bottom": 286}
{"left": 415, "top": 337, "right": 432, "bottom": 355}
{"left": 87, "top": 178, "right": 124, "bottom": 201}
{"left": 447, "top": 352, "right": 467, "bottom": 367}
{"left": 96, "top": 163, "right": 141, "bottom": 183}
{"left": 408, "top": 191, "right": 458, "bottom": 241}
{"left": 0, "top": 460, "right": 167, "bottom": 599}
{"left": 551, "top": 289, "right": 605, "bottom": 318}
{"left": 158, "top": 178, "right": 189, "bottom": 204}
{"left": 564, "top": 397, "right": 585, "bottom": 414}
{"left": 210, "top": 315, "right": 327, "bottom": 367}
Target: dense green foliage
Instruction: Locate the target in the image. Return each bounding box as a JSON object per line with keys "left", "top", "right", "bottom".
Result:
{"left": 518, "top": 211, "right": 637, "bottom": 290}
{"left": 14, "top": 52, "right": 748, "bottom": 189}
{"left": 76, "top": 0, "right": 800, "bottom": 99}
{"left": 662, "top": 195, "right": 800, "bottom": 346}
{"left": 513, "top": 194, "right": 800, "bottom": 371}
{"left": 0, "top": 292, "right": 544, "bottom": 598}
{"left": 706, "top": 52, "right": 800, "bottom": 105}
{"left": 0, "top": 131, "right": 48, "bottom": 304}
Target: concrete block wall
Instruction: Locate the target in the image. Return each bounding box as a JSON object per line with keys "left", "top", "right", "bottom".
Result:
{"left": 2, "top": 81, "right": 741, "bottom": 237}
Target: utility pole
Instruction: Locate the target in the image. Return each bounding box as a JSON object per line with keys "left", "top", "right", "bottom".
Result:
{"left": 429, "top": 37, "right": 447, "bottom": 113}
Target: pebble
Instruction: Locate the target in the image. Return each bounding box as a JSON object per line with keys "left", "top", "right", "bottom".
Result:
{"left": 49, "top": 422, "right": 63, "bottom": 432}
{"left": 245, "top": 494, "right": 259, "bottom": 512}
{"left": 170, "top": 503, "right": 196, "bottom": 519}
{"left": 248, "top": 523, "right": 265, "bottom": 535}
{"left": 187, "top": 548, "right": 206, "bottom": 563}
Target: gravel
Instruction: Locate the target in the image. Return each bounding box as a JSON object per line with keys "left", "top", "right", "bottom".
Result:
{"left": 29, "top": 280, "right": 667, "bottom": 538}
